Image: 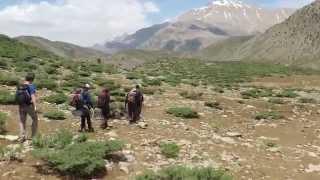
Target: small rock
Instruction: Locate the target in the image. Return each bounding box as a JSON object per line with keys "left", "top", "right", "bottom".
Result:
{"left": 0, "top": 135, "right": 19, "bottom": 142}
{"left": 119, "top": 162, "right": 130, "bottom": 174}
{"left": 305, "top": 164, "right": 320, "bottom": 173}
{"left": 226, "top": 132, "right": 242, "bottom": 138}
{"left": 138, "top": 122, "right": 148, "bottom": 129}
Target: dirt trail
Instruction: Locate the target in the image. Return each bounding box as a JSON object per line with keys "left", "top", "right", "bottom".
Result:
{"left": 1, "top": 75, "right": 320, "bottom": 180}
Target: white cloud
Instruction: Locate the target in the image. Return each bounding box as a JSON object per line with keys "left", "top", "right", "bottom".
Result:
{"left": 0, "top": 0, "right": 159, "bottom": 46}
{"left": 271, "top": 0, "right": 315, "bottom": 8}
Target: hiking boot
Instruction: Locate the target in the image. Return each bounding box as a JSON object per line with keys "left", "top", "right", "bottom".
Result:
{"left": 17, "top": 137, "right": 26, "bottom": 143}
{"left": 87, "top": 128, "right": 95, "bottom": 133}
{"left": 78, "top": 129, "right": 85, "bottom": 133}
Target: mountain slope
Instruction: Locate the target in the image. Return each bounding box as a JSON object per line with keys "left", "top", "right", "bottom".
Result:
{"left": 16, "top": 36, "right": 109, "bottom": 60}
{"left": 0, "top": 34, "right": 58, "bottom": 60}
{"left": 198, "top": 36, "right": 253, "bottom": 61}
{"left": 238, "top": 0, "right": 320, "bottom": 68}
{"left": 102, "top": 0, "right": 294, "bottom": 53}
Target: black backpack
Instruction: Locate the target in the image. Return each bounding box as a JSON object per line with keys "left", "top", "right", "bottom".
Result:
{"left": 16, "top": 84, "right": 32, "bottom": 105}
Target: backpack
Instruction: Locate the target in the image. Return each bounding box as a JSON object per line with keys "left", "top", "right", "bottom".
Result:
{"left": 97, "top": 93, "right": 109, "bottom": 108}
{"left": 127, "top": 90, "right": 137, "bottom": 103}
{"left": 16, "top": 84, "right": 32, "bottom": 105}
{"left": 70, "top": 94, "right": 84, "bottom": 109}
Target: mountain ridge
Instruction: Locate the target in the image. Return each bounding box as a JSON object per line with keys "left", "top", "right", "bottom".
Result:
{"left": 100, "top": 0, "right": 294, "bottom": 53}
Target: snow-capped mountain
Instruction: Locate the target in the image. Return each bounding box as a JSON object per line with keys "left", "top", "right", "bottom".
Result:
{"left": 100, "top": 0, "right": 295, "bottom": 53}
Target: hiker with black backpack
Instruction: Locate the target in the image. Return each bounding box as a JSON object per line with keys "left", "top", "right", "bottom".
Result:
{"left": 97, "top": 88, "right": 111, "bottom": 129}
{"left": 125, "top": 85, "right": 144, "bottom": 124}
{"left": 70, "top": 84, "right": 94, "bottom": 132}
{"left": 16, "top": 73, "right": 38, "bottom": 143}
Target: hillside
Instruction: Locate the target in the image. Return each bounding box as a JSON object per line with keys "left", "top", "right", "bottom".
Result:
{"left": 198, "top": 36, "right": 253, "bottom": 61}
{"left": 0, "top": 34, "right": 58, "bottom": 60}
{"left": 238, "top": 0, "right": 320, "bottom": 68}
{"left": 102, "top": 0, "right": 294, "bottom": 53}
{"left": 16, "top": 36, "right": 109, "bottom": 60}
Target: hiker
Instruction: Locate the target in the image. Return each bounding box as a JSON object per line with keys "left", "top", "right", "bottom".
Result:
{"left": 125, "top": 85, "right": 144, "bottom": 123}
{"left": 16, "top": 73, "right": 38, "bottom": 142}
{"left": 97, "top": 88, "right": 111, "bottom": 129}
{"left": 70, "top": 85, "right": 94, "bottom": 132}
{"left": 135, "top": 85, "right": 144, "bottom": 120}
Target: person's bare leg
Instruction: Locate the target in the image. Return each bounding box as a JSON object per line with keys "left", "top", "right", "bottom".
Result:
{"left": 18, "top": 106, "right": 27, "bottom": 142}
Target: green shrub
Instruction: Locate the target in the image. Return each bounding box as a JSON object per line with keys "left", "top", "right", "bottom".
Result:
{"left": 268, "top": 98, "right": 285, "bottom": 104}
{"left": 34, "top": 140, "right": 124, "bottom": 177}
{"left": 110, "top": 89, "right": 125, "bottom": 97}
{"left": 0, "top": 112, "right": 8, "bottom": 134}
{"left": 179, "top": 91, "right": 203, "bottom": 100}
{"left": 276, "top": 89, "right": 298, "bottom": 98}
{"left": 36, "top": 79, "right": 58, "bottom": 90}
{"left": 255, "top": 111, "right": 284, "bottom": 120}
{"left": 74, "top": 133, "right": 88, "bottom": 143}
{"left": 0, "top": 144, "right": 23, "bottom": 162}
{"left": 44, "top": 66, "right": 58, "bottom": 74}
{"left": 205, "top": 101, "right": 222, "bottom": 110}
{"left": 160, "top": 142, "right": 180, "bottom": 158}
{"left": 241, "top": 88, "right": 273, "bottom": 99}
{"left": 44, "top": 110, "right": 66, "bottom": 120}
{"left": 167, "top": 107, "right": 199, "bottom": 119}
{"left": 143, "top": 78, "right": 162, "bottom": 86}
{"left": 299, "top": 98, "right": 317, "bottom": 104}
{"left": 43, "top": 93, "right": 68, "bottom": 105}
{"left": 136, "top": 166, "right": 232, "bottom": 180}
{"left": 0, "top": 90, "right": 16, "bottom": 105}
{"left": 32, "top": 129, "right": 73, "bottom": 149}
{"left": 0, "top": 73, "right": 19, "bottom": 86}
{"left": 94, "top": 78, "right": 120, "bottom": 91}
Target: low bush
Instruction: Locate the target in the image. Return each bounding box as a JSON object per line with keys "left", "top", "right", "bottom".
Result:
{"left": 142, "top": 78, "right": 162, "bottom": 86}
{"left": 0, "top": 112, "right": 8, "bottom": 134}
{"left": 44, "top": 110, "right": 66, "bottom": 120}
{"left": 205, "top": 101, "right": 222, "bottom": 110}
{"left": 268, "top": 98, "right": 285, "bottom": 104}
{"left": 43, "top": 93, "right": 68, "bottom": 105}
{"left": 33, "top": 138, "right": 124, "bottom": 177}
{"left": 276, "top": 89, "right": 298, "bottom": 98}
{"left": 36, "top": 79, "right": 58, "bottom": 90}
{"left": 255, "top": 111, "right": 284, "bottom": 120}
{"left": 94, "top": 78, "right": 120, "bottom": 91}
{"left": 0, "top": 73, "right": 19, "bottom": 86}
{"left": 299, "top": 98, "right": 317, "bottom": 104}
{"left": 136, "top": 166, "right": 232, "bottom": 180}
{"left": 179, "top": 91, "right": 203, "bottom": 100}
{"left": 0, "top": 90, "right": 16, "bottom": 105}
{"left": 166, "top": 107, "right": 199, "bottom": 119}
{"left": 0, "top": 144, "right": 23, "bottom": 162}
{"left": 32, "top": 129, "right": 73, "bottom": 149}
{"left": 44, "top": 66, "right": 58, "bottom": 74}
{"left": 241, "top": 88, "right": 273, "bottom": 99}
{"left": 160, "top": 142, "right": 180, "bottom": 158}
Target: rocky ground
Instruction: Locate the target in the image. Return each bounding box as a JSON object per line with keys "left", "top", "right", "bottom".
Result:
{"left": 1, "top": 75, "right": 320, "bottom": 180}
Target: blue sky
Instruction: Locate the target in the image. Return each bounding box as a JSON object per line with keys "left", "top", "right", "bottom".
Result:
{"left": 0, "top": 0, "right": 314, "bottom": 45}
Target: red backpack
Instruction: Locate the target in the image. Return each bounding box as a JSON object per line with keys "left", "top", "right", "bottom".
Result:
{"left": 97, "top": 92, "right": 109, "bottom": 108}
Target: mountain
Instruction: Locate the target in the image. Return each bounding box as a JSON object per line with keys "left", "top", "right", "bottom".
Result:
{"left": 101, "top": 0, "right": 294, "bottom": 53}
{"left": 16, "top": 36, "right": 109, "bottom": 60}
{"left": 237, "top": 0, "right": 320, "bottom": 69}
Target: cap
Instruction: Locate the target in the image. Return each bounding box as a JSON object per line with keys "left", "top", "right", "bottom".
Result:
{"left": 84, "top": 84, "right": 91, "bottom": 88}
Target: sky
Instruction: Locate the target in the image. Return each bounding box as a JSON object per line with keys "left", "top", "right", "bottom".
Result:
{"left": 0, "top": 0, "right": 315, "bottom": 46}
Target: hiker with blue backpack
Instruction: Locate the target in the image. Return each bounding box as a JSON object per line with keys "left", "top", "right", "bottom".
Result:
{"left": 70, "top": 84, "right": 94, "bottom": 132}
{"left": 16, "top": 73, "right": 38, "bottom": 143}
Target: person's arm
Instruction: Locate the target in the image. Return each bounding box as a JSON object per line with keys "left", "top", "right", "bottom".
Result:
{"left": 88, "top": 94, "right": 94, "bottom": 109}
{"left": 29, "top": 85, "right": 37, "bottom": 110}
{"left": 31, "top": 94, "right": 37, "bottom": 111}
